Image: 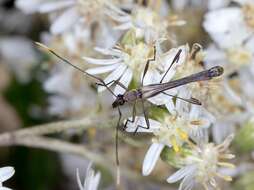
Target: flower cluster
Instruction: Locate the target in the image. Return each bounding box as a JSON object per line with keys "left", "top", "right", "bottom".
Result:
{"left": 14, "top": 0, "right": 250, "bottom": 190}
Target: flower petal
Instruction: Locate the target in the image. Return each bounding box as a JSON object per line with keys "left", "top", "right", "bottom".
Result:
{"left": 15, "top": 0, "right": 42, "bottom": 13}
{"left": 142, "top": 143, "right": 164, "bottom": 176}
{"left": 0, "top": 167, "right": 15, "bottom": 183}
{"left": 113, "top": 68, "right": 132, "bottom": 95}
{"left": 203, "top": 8, "right": 251, "bottom": 48}
{"left": 125, "top": 116, "right": 161, "bottom": 133}
{"left": 50, "top": 7, "right": 80, "bottom": 34}
{"left": 38, "top": 1, "right": 74, "bottom": 13}
{"left": 94, "top": 47, "right": 122, "bottom": 57}
{"left": 98, "top": 64, "right": 127, "bottom": 92}
{"left": 76, "top": 168, "right": 84, "bottom": 190}
{"left": 83, "top": 57, "right": 122, "bottom": 65}
{"left": 86, "top": 64, "right": 119, "bottom": 75}
{"left": 167, "top": 165, "right": 195, "bottom": 183}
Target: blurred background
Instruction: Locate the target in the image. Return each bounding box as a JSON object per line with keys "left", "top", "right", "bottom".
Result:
{"left": 0, "top": 0, "right": 209, "bottom": 190}
{"left": 1, "top": 0, "right": 254, "bottom": 190}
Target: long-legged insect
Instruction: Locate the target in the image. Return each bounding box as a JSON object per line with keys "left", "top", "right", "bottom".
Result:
{"left": 36, "top": 42, "right": 224, "bottom": 183}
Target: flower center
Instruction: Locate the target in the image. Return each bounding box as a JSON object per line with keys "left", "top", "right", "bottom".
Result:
{"left": 153, "top": 116, "right": 189, "bottom": 152}
{"left": 123, "top": 43, "right": 154, "bottom": 77}
{"left": 195, "top": 144, "right": 218, "bottom": 182}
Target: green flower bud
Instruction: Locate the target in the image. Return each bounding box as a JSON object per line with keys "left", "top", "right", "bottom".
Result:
{"left": 234, "top": 118, "right": 254, "bottom": 152}
{"left": 160, "top": 146, "right": 191, "bottom": 168}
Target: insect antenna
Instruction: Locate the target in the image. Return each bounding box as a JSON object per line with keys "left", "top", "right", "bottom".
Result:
{"left": 35, "top": 42, "right": 117, "bottom": 97}
{"left": 36, "top": 42, "right": 127, "bottom": 185}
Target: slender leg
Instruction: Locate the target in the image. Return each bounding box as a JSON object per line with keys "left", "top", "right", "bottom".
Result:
{"left": 116, "top": 106, "right": 122, "bottom": 185}
{"left": 96, "top": 79, "right": 128, "bottom": 91}
{"left": 160, "top": 49, "right": 182, "bottom": 84}
{"left": 134, "top": 99, "right": 150, "bottom": 134}
{"left": 141, "top": 46, "right": 156, "bottom": 85}
{"left": 161, "top": 91, "right": 202, "bottom": 105}
{"left": 122, "top": 101, "right": 137, "bottom": 131}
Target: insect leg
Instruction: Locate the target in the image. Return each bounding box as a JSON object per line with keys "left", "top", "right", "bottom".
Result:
{"left": 116, "top": 106, "right": 122, "bottom": 185}
{"left": 160, "top": 49, "right": 182, "bottom": 84}
{"left": 122, "top": 100, "right": 137, "bottom": 131}
{"left": 141, "top": 46, "right": 156, "bottom": 85}
{"left": 134, "top": 99, "right": 150, "bottom": 134}
{"left": 96, "top": 79, "right": 128, "bottom": 90}
{"left": 161, "top": 91, "right": 202, "bottom": 105}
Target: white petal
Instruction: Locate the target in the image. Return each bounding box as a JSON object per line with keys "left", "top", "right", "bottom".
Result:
{"left": 76, "top": 168, "right": 84, "bottom": 190}
{"left": 212, "top": 122, "right": 232, "bottom": 144}
{"left": 83, "top": 57, "right": 122, "bottom": 65}
{"left": 167, "top": 165, "right": 195, "bottom": 183}
{"left": 94, "top": 47, "right": 122, "bottom": 57}
{"left": 203, "top": 8, "right": 251, "bottom": 48}
{"left": 179, "top": 174, "right": 195, "bottom": 190}
{"left": 142, "top": 143, "right": 164, "bottom": 176}
{"left": 125, "top": 117, "right": 161, "bottom": 133}
{"left": 86, "top": 64, "right": 119, "bottom": 75}
{"left": 98, "top": 64, "right": 127, "bottom": 92}
{"left": 113, "top": 68, "right": 132, "bottom": 95}
{"left": 0, "top": 187, "right": 13, "bottom": 190}
{"left": 208, "top": 0, "right": 230, "bottom": 10}
{"left": 165, "top": 99, "right": 176, "bottom": 114}
{"left": 50, "top": 7, "right": 80, "bottom": 34}
{"left": 0, "top": 167, "right": 15, "bottom": 182}
{"left": 88, "top": 172, "right": 101, "bottom": 190}
{"left": 38, "top": 1, "right": 74, "bottom": 13}
{"left": 15, "top": 0, "right": 43, "bottom": 13}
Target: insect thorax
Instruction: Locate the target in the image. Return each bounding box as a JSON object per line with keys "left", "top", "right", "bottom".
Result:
{"left": 123, "top": 89, "right": 142, "bottom": 102}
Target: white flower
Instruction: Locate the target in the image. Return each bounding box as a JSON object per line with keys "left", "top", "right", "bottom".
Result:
{"left": 205, "top": 39, "right": 254, "bottom": 73}
{"left": 76, "top": 162, "right": 101, "bottom": 190}
{"left": 109, "top": 5, "right": 181, "bottom": 43}
{"left": 208, "top": 0, "right": 230, "bottom": 10}
{"left": 204, "top": 41, "right": 254, "bottom": 120}
{"left": 0, "top": 166, "right": 15, "bottom": 190}
{"left": 44, "top": 65, "right": 97, "bottom": 116}
{"left": 167, "top": 134, "right": 235, "bottom": 190}
{"left": 125, "top": 104, "right": 212, "bottom": 176}
{"left": 0, "top": 36, "right": 38, "bottom": 83}
{"left": 84, "top": 42, "right": 187, "bottom": 96}
{"left": 203, "top": 1, "right": 254, "bottom": 48}
{"left": 16, "top": 0, "right": 124, "bottom": 35}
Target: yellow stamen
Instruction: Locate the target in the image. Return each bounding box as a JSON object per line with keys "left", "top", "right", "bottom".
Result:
{"left": 218, "top": 154, "right": 235, "bottom": 159}
{"left": 215, "top": 172, "right": 232, "bottom": 181}
{"left": 176, "top": 128, "right": 188, "bottom": 140}
{"left": 190, "top": 120, "right": 203, "bottom": 126}
{"left": 171, "top": 137, "right": 180, "bottom": 152}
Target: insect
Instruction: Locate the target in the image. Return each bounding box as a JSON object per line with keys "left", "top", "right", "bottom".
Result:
{"left": 36, "top": 42, "right": 224, "bottom": 183}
